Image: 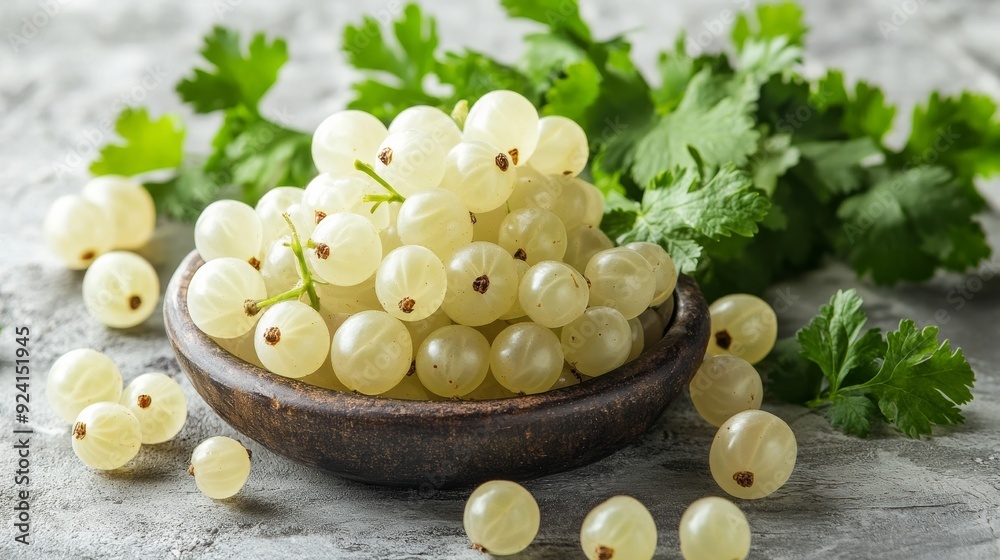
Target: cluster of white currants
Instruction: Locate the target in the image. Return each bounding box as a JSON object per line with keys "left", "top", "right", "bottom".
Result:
{"left": 462, "top": 480, "right": 750, "bottom": 560}
{"left": 188, "top": 90, "right": 677, "bottom": 399}
{"left": 461, "top": 295, "right": 792, "bottom": 559}
{"left": 46, "top": 348, "right": 250, "bottom": 499}
{"left": 44, "top": 175, "right": 162, "bottom": 329}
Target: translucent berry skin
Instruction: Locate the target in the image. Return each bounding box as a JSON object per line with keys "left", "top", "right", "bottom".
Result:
{"left": 679, "top": 496, "right": 752, "bottom": 560}
{"left": 375, "top": 245, "right": 448, "bottom": 322}
{"left": 312, "top": 110, "right": 387, "bottom": 176}
{"left": 254, "top": 186, "right": 304, "bottom": 243}
{"left": 47, "top": 348, "right": 123, "bottom": 424}
{"left": 44, "top": 194, "right": 113, "bottom": 270}
{"left": 389, "top": 105, "right": 462, "bottom": 152}
{"left": 189, "top": 436, "right": 252, "bottom": 500}
{"left": 194, "top": 199, "right": 263, "bottom": 265}
{"left": 415, "top": 325, "right": 491, "bottom": 397}
{"left": 71, "top": 402, "right": 142, "bottom": 470}
{"left": 374, "top": 129, "right": 448, "bottom": 196}
{"left": 530, "top": 115, "right": 589, "bottom": 178}
{"left": 706, "top": 294, "right": 778, "bottom": 365}
{"left": 561, "top": 307, "right": 632, "bottom": 376}
{"left": 331, "top": 310, "right": 413, "bottom": 395}
{"left": 82, "top": 175, "right": 156, "bottom": 250}
{"left": 624, "top": 241, "right": 677, "bottom": 307}
{"left": 463, "top": 480, "right": 540, "bottom": 555}
{"left": 307, "top": 212, "right": 382, "bottom": 287}
{"left": 710, "top": 409, "right": 797, "bottom": 499}
{"left": 253, "top": 301, "right": 330, "bottom": 379}
{"left": 441, "top": 241, "right": 519, "bottom": 327}
{"left": 462, "top": 90, "right": 540, "bottom": 167}
{"left": 490, "top": 323, "right": 564, "bottom": 395}
{"left": 440, "top": 140, "right": 517, "bottom": 213}
{"left": 82, "top": 251, "right": 160, "bottom": 328}
{"left": 519, "top": 261, "right": 589, "bottom": 328}
{"left": 120, "top": 372, "right": 187, "bottom": 444}
{"left": 689, "top": 355, "right": 763, "bottom": 427}
{"left": 187, "top": 257, "right": 267, "bottom": 339}
{"left": 580, "top": 495, "right": 657, "bottom": 560}
{"left": 585, "top": 247, "right": 657, "bottom": 320}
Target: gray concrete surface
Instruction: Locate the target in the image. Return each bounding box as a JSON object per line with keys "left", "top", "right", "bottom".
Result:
{"left": 2, "top": 0, "right": 1000, "bottom": 558}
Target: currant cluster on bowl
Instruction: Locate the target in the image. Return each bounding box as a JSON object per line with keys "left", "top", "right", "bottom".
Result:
{"left": 46, "top": 348, "right": 251, "bottom": 500}
{"left": 188, "top": 90, "right": 679, "bottom": 399}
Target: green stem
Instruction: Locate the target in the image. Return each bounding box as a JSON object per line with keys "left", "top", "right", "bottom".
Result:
{"left": 247, "top": 284, "right": 308, "bottom": 316}
{"left": 805, "top": 397, "right": 829, "bottom": 409}
{"left": 354, "top": 159, "right": 406, "bottom": 206}
{"left": 283, "top": 213, "right": 321, "bottom": 311}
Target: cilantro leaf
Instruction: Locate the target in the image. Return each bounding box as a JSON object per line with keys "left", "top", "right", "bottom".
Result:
{"left": 736, "top": 36, "right": 803, "bottom": 84}
{"left": 749, "top": 132, "right": 800, "bottom": 196}
{"left": 732, "top": 2, "right": 807, "bottom": 50}
{"left": 437, "top": 49, "right": 538, "bottom": 106}
{"left": 602, "top": 165, "right": 770, "bottom": 272}
{"left": 90, "top": 108, "right": 185, "bottom": 177}
{"left": 855, "top": 320, "right": 975, "bottom": 438}
{"left": 796, "top": 289, "right": 885, "bottom": 392}
{"left": 143, "top": 165, "right": 227, "bottom": 223}
{"left": 786, "top": 290, "right": 976, "bottom": 438}
{"left": 629, "top": 71, "right": 760, "bottom": 187}
{"left": 794, "top": 138, "right": 881, "bottom": 199}
{"left": 344, "top": 3, "right": 445, "bottom": 121}
{"left": 541, "top": 60, "right": 601, "bottom": 123}
{"left": 176, "top": 27, "right": 288, "bottom": 114}
{"left": 836, "top": 166, "right": 988, "bottom": 284}
{"left": 810, "top": 71, "right": 896, "bottom": 144}
{"left": 499, "top": 0, "right": 591, "bottom": 42}
{"left": 826, "top": 395, "right": 878, "bottom": 438}
{"left": 900, "top": 91, "right": 1000, "bottom": 191}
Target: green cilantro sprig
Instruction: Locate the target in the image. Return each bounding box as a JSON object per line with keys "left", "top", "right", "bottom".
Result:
{"left": 91, "top": 27, "right": 314, "bottom": 221}
{"left": 763, "top": 290, "right": 975, "bottom": 438}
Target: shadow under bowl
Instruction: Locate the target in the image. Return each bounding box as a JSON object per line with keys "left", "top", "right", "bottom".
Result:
{"left": 164, "top": 251, "right": 710, "bottom": 488}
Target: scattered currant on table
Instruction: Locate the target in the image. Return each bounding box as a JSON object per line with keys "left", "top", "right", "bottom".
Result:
{"left": 44, "top": 194, "right": 114, "bottom": 270}
{"left": 580, "top": 495, "right": 658, "bottom": 560}
{"left": 710, "top": 410, "right": 798, "bottom": 499}
{"left": 689, "top": 355, "right": 764, "bottom": 428}
{"left": 706, "top": 294, "right": 778, "bottom": 365}
{"left": 82, "top": 251, "right": 160, "bottom": 329}
{"left": 463, "top": 480, "right": 540, "bottom": 556}
{"left": 71, "top": 402, "right": 143, "bottom": 470}
{"left": 679, "top": 497, "right": 751, "bottom": 560}
{"left": 189, "top": 436, "right": 252, "bottom": 500}
{"left": 120, "top": 372, "right": 188, "bottom": 444}
{"left": 47, "top": 348, "right": 123, "bottom": 424}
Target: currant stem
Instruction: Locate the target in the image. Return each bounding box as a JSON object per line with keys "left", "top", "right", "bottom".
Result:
{"left": 250, "top": 284, "right": 308, "bottom": 314}
{"left": 354, "top": 160, "right": 406, "bottom": 205}
{"left": 282, "top": 214, "right": 321, "bottom": 311}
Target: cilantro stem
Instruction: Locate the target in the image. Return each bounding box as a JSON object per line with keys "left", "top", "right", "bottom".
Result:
{"left": 354, "top": 160, "right": 406, "bottom": 209}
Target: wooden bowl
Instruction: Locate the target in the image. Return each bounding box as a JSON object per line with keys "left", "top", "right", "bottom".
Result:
{"left": 164, "top": 251, "right": 710, "bottom": 488}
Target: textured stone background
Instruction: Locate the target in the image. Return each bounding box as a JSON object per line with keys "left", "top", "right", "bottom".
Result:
{"left": 2, "top": 0, "right": 1000, "bottom": 558}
